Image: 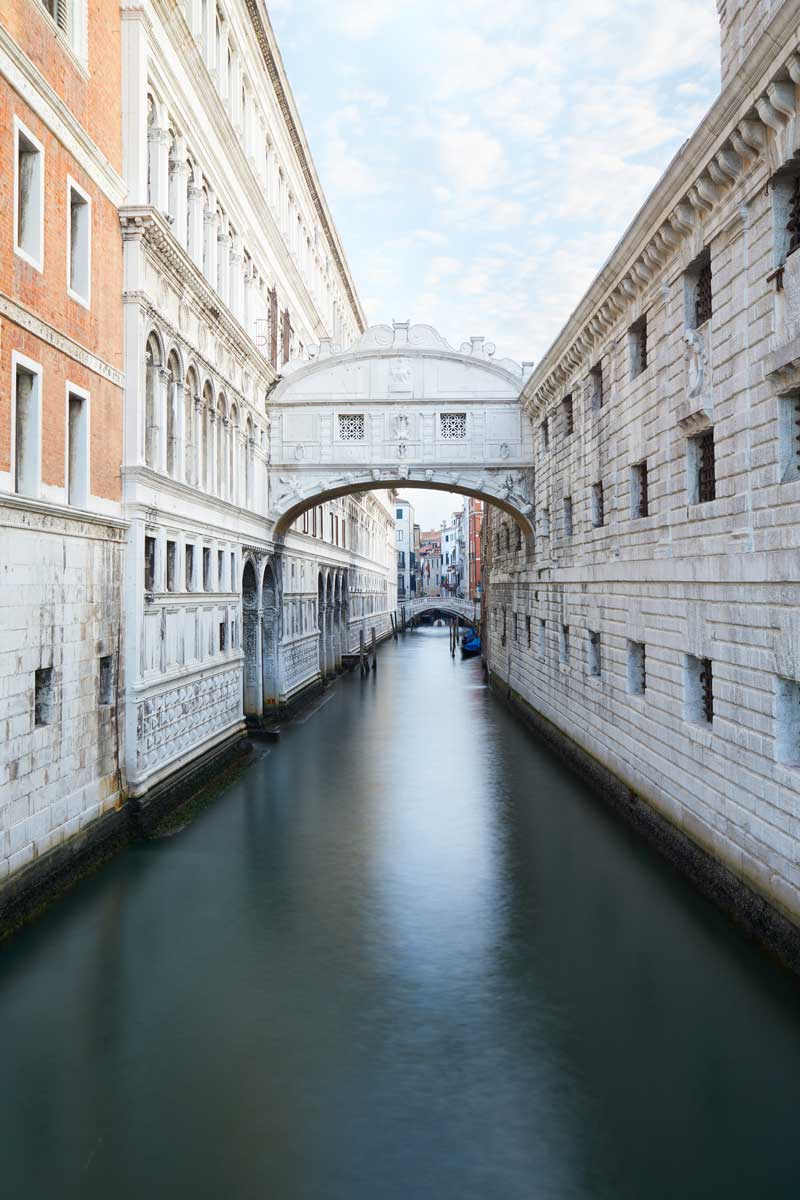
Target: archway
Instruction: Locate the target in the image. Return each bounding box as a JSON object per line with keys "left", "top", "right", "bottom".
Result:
{"left": 262, "top": 562, "right": 279, "bottom": 706}
{"left": 241, "top": 559, "right": 261, "bottom": 719}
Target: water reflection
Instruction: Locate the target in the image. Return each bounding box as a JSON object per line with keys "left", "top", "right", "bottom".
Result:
{"left": 0, "top": 627, "right": 799, "bottom": 1199}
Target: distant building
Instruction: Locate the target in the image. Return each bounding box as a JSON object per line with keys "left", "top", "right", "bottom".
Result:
{"left": 418, "top": 530, "right": 442, "bottom": 596}
{"left": 395, "top": 497, "right": 414, "bottom": 600}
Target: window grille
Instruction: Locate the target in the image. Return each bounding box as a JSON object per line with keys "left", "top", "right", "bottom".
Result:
{"left": 542, "top": 417, "right": 549, "bottom": 451}
{"left": 695, "top": 259, "right": 713, "bottom": 326}
{"left": 788, "top": 176, "right": 800, "bottom": 257}
{"left": 696, "top": 430, "right": 716, "bottom": 503}
{"left": 592, "top": 482, "right": 605, "bottom": 528}
{"left": 99, "top": 656, "right": 113, "bottom": 706}
{"left": 700, "top": 658, "right": 714, "bottom": 723}
{"left": 560, "top": 624, "right": 570, "bottom": 663}
{"left": 562, "top": 394, "right": 574, "bottom": 435}
{"left": 440, "top": 412, "right": 467, "bottom": 440}
{"left": 526, "top": 615, "right": 531, "bottom": 647}
{"left": 338, "top": 414, "right": 365, "bottom": 441}
{"left": 632, "top": 462, "right": 649, "bottom": 518}
{"left": 35, "top": 666, "right": 54, "bottom": 726}
{"left": 628, "top": 641, "right": 646, "bottom": 694}
{"left": 564, "top": 496, "right": 573, "bottom": 537}
{"left": 144, "top": 536, "right": 156, "bottom": 592}
{"left": 588, "top": 631, "right": 601, "bottom": 676}
{"left": 501, "top": 607, "right": 507, "bottom": 647}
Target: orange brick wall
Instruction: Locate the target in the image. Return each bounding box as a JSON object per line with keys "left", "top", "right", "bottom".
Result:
{"left": 0, "top": 1, "right": 123, "bottom": 500}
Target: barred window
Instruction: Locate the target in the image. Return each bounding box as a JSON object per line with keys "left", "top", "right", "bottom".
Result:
{"left": 590, "top": 365, "right": 603, "bottom": 410}
{"left": 562, "top": 393, "right": 574, "bottom": 435}
{"left": 338, "top": 413, "right": 365, "bottom": 441}
{"left": 690, "top": 430, "right": 716, "bottom": 504}
{"left": 694, "top": 256, "right": 712, "bottom": 327}
{"left": 630, "top": 316, "right": 648, "bottom": 377}
{"left": 440, "top": 412, "right": 467, "bottom": 440}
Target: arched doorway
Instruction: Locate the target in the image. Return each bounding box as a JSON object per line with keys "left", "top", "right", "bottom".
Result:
{"left": 262, "top": 562, "right": 279, "bottom": 706}
{"left": 241, "top": 559, "right": 261, "bottom": 719}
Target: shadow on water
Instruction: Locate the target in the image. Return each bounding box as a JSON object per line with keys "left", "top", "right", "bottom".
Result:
{"left": 1, "top": 626, "right": 800, "bottom": 1200}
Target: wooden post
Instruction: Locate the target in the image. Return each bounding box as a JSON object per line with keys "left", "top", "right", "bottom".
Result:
{"left": 359, "top": 628, "right": 367, "bottom": 677}
{"left": 371, "top": 627, "right": 377, "bottom": 672}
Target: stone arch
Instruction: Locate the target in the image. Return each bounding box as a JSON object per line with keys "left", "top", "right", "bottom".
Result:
{"left": 165, "top": 348, "right": 182, "bottom": 479}
{"left": 241, "top": 557, "right": 261, "bottom": 718}
{"left": 144, "top": 329, "right": 164, "bottom": 469}
{"left": 261, "top": 560, "right": 280, "bottom": 706}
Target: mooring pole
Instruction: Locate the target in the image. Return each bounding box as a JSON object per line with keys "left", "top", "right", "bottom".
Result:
{"left": 359, "top": 629, "right": 367, "bottom": 677}
{"left": 371, "top": 627, "right": 377, "bottom": 672}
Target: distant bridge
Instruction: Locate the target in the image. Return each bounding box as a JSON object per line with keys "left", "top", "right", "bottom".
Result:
{"left": 404, "top": 597, "right": 481, "bottom": 629}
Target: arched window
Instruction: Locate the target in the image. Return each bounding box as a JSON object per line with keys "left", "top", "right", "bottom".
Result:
{"left": 244, "top": 416, "right": 253, "bottom": 507}
{"left": 167, "top": 130, "right": 179, "bottom": 228}
{"left": 216, "top": 394, "right": 226, "bottom": 496}
{"left": 144, "top": 332, "right": 162, "bottom": 468}
{"left": 229, "top": 403, "right": 239, "bottom": 505}
{"left": 185, "top": 366, "right": 198, "bottom": 486}
{"left": 166, "top": 350, "right": 181, "bottom": 478}
{"left": 202, "top": 381, "right": 214, "bottom": 490}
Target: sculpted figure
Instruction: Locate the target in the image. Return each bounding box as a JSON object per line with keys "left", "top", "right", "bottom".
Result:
{"left": 389, "top": 360, "right": 412, "bottom": 392}
{"left": 684, "top": 328, "right": 706, "bottom": 400}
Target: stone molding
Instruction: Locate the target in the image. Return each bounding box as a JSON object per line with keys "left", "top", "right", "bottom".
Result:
{"left": 0, "top": 293, "right": 124, "bottom": 388}
{"left": 0, "top": 494, "right": 127, "bottom": 541}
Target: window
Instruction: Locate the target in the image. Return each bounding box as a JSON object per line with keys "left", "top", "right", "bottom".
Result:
{"left": 541, "top": 416, "right": 549, "bottom": 452}
{"left": 629, "top": 316, "right": 648, "bottom": 377}
{"left": 338, "top": 413, "right": 365, "bottom": 441}
{"left": 218, "top": 549, "right": 224, "bottom": 589}
{"left": 778, "top": 391, "right": 800, "bottom": 483}
{"left": 591, "top": 482, "right": 605, "bottom": 528}
{"left": 203, "top": 547, "right": 211, "bottom": 590}
{"left": 562, "top": 393, "right": 574, "bottom": 435}
{"left": 538, "top": 619, "right": 546, "bottom": 655}
{"left": 540, "top": 507, "right": 550, "bottom": 537}
{"left": 440, "top": 412, "right": 467, "bottom": 439}
{"left": 563, "top": 496, "right": 573, "bottom": 538}
{"left": 396, "top": 508, "right": 403, "bottom": 520}
{"left": 66, "top": 388, "right": 89, "bottom": 507}
{"left": 99, "top": 655, "right": 113, "bottom": 706}
{"left": 219, "top": 620, "right": 227, "bottom": 652}
{"left": 689, "top": 430, "right": 716, "bottom": 503}
{"left": 685, "top": 654, "right": 713, "bottom": 724}
{"left": 526, "top": 615, "right": 531, "bottom": 648}
{"left": 230, "top": 551, "right": 236, "bottom": 587}
{"left": 144, "top": 536, "right": 156, "bottom": 592}
{"left": 166, "top": 540, "right": 177, "bottom": 591}
{"left": 588, "top": 630, "right": 601, "bottom": 676}
{"left": 631, "top": 462, "right": 649, "bottom": 518}
{"left": 513, "top": 612, "right": 519, "bottom": 642}
{"left": 589, "top": 364, "right": 603, "bottom": 411}
{"left": 776, "top": 677, "right": 800, "bottom": 765}
{"left": 185, "top": 544, "right": 195, "bottom": 591}
{"left": 686, "top": 248, "right": 712, "bottom": 328}
{"left": 772, "top": 172, "right": 800, "bottom": 269}
{"left": 67, "top": 178, "right": 91, "bottom": 306}
{"left": 14, "top": 119, "right": 44, "bottom": 271}
{"left": 13, "top": 355, "right": 42, "bottom": 498}
{"left": 303, "top": 510, "right": 309, "bottom": 534}
{"left": 627, "top": 641, "right": 646, "bottom": 694}
{"left": 34, "top": 666, "right": 53, "bottom": 726}
{"left": 559, "top": 624, "right": 570, "bottom": 664}
{"left": 501, "top": 607, "right": 507, "bottom": 647}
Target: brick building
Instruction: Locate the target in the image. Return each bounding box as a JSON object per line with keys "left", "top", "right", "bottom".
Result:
{"left": 0, "top": 0, "right": 126, "bottom": 883}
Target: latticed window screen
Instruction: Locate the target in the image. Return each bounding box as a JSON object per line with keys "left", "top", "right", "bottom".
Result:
{"left": 439, "top": 412, "right": 467, "bottom": 440}
{"left": 788, "top": 176, "right": 800, "bottom": 257}
{"left": 338, "top": 414, "right": 365, "bottom": 441}
{"left": 700, "top": 658, "right": 714, "bottom": 723}
{"left": 634, "top": 462, "right": 649, "bottom": 517}
{"left": 696, "top": 430, "right": 716, "bottom": 502}
{"left": 563, "top": 394, "right": 574, "bottom": 435}
{"left": 695, "top": 259, "right": 713, "bottom": 326}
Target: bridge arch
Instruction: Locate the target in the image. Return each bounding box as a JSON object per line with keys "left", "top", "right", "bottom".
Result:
{"left": 268, "top": 322, "right": 535, "bottom": 541}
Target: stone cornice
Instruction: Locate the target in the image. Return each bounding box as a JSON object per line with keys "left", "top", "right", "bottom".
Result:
{"left": 523, "top": 0, "right": 800, "bottom": 415}
{"left": 0, "top": 492, "right": 127, "bottom": 539}
{"left": 241, "top": 0, "right": 366, "bottom": 334}
{"left": 0, "top": 24, "right": 126, "bottom": 206}
{"left": 0, "top": 292, "right": 124, "bottom": 386}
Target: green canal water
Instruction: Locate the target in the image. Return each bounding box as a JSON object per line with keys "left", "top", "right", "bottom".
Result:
{"left": 1, "top": 627, "right": 800, "bottom": 1198}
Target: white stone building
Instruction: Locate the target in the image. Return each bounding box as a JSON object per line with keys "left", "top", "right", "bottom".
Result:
{"left": 394, "top": 497, "right": 413, "bottom": 600}
{"left": 118, "top": 0, "right": 393, "bottom": 806}
{"left": 484, "top": 0, "right": 800, "bottom": 937}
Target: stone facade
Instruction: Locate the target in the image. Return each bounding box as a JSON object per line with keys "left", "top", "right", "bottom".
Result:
{"left": 484, "top": 0, "right": 800, "bottom": 927}
{"left": 0, "top": 0, "right": 126, "bottom": 884}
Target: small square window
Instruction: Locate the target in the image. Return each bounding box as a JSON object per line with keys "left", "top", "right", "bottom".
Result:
{"left": 34, "top": 666, "right": 53, "bottom": 726}
{"left": 67, "top": 179, "right": 91, "bottom": 307}
{"left": 589, "top": 364, "right": 603, "bottom": 410}
{"left": 219, "top": 620, "right": 227, "bottom": 652}
{"left": 778, "top": 392, "right": 800, "bottom": 483}
{"left": 627, "top": 640, "right": 646, "bottom": 694}
{"left": 685, "top": 654, "right": 714, "bottom": 724}
{"left": 440, "top": 412, "right": 467, "bottom": 439}
{"left": 144, "top": 536, "right": 156, "bottom": 592}
{"left": 185, "top": 544, "right": 195, "bottom": 591}
{"left": 563, "top": 496, "right": 573, "bottom": 538}
{"left": 629, "top": 316, "right": 648, "bottom": 377}
{"left": 631, "top": 462, "right": 649, "bottom": 518}
{"left": 560, "top": 624, "right": 570, "bottom": 664}
{"left": 588, "top": 630, "right": 601, "bottom": 676}
{"left": 591, "top": 482, "right": 605, "bottom": 528}
{"left": 562, "top": 394, "right": 574, "bottom": 435}
{"left": 166, "top": 540, "right": 177, "bottom": 591}
{"left": 203, "top": 547, "right": 211, "bottom": 590}
{"left": 218, "top": 549, "right": 224, "bottom": 589}
{"left": 776, "top": 676, "right": 800, "bottom": 765}
{"left": 99, "top": 655, "right": 113, "bottom": 706}
{"left": 338, "top": 413, "right": 365, "bottom": 441}
{"left": 537, "top": 618, "right": 546, "bottom": 656}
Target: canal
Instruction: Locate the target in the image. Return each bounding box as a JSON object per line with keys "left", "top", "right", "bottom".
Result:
{"left": 2, "top": 627, "right": 800, "bottom": 1198}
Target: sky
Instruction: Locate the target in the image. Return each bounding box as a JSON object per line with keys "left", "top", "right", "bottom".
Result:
{"left": 270, "top": 0, "right": 722, "bottom": 527}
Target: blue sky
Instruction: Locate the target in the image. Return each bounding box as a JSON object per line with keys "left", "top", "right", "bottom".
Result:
{"left": 270, "top": 0, "right": 721, "bottom": 528}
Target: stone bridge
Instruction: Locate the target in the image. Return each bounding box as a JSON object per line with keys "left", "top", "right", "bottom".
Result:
{"left": 268, "top": 322, "right": 535, "bottom": 537}
{"left": 406, "top": 597, "right": 481, "bottom": 628}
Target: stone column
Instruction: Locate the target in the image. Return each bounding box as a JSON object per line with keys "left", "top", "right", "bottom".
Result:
{"left": 171, "top": 136, "right": 190, "bottom": 247}
{"left": 203, "top": 199, "right": 219, "bottom": 287}
{"left": 215, "top": 17, "right": 229, "bottom": 101}
{"left": 187, "top": 171, "right": 205, "bottom": 269}
{"left": 326, "top": 606, "right": 335, "bottom": 676}
{"left": 168, "top": 374, "right": 181, "bottom": 479}
{"left": 158, "top": 366, "right": 170, "bottom": 475}
{"left": 208, "top": 406, "right": 217, "bottom": 497}
{"left": 122, "top": 9, "right": 149, "bottom": 205}
{"left": 194, "top": 396, "right": 203, "bottom": 489}
{"left": 229, "top": 48, "right": 242, "bottom": 131}
{"left": 217, "top": 221, "right": 230, "bottom": 306}
{"left": 203, "top": 0, "right": 215, "bottom": 71}
{"left": 229, "top": 233, "right": 244, "bottom": 321}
